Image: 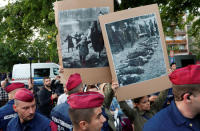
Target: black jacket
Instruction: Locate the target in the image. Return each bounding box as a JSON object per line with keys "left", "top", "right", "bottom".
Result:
{"left": 37, "top": 87, "right": 54, "bottom": 118}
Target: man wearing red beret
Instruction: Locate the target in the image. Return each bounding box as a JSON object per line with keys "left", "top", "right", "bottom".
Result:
{"left": 7, "top": 88, "right": 58, "bottom": 131}
{"left": 50, "top": 73, "right": 84, "bottom": 131}
{"left": 143, "top": 65, "right": 200, "bottom": 131}
{"left": 0, "top": 82, "right": 24, "bottom": 131}
{"left": 68, "top": 91, "right": 106, "bottom": 131}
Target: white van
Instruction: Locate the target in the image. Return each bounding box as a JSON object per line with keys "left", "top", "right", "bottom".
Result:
{"left": 11, "top": 63, "right": 59, "bottom": 85}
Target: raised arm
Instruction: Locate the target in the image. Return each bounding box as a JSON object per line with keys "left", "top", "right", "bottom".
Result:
{"left": 151, "top": 89, "right": 169, "bottom": 112}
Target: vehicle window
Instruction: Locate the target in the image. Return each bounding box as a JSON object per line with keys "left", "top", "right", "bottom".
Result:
{"left": 53, "top": 68, "right": 59, "bottom": 75}
{"left": 34, "top": 68, "right": 50, "bottom": 77}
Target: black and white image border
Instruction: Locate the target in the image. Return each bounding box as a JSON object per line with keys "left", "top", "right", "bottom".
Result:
{"left": 59, "top": 7, "right": 109, "bottom": 68}
{"left": 105, "top": 13, "right": 167, "bottom": 87}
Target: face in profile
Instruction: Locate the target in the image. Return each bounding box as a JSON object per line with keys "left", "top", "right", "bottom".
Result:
{"left": 13, "top": 99, "right": 36, "bottom": 123}
{"left": 136, "top": 96, "right": 150, "bottom": 111}
{"left": 171, "top": 64, "right": 176, "bottom": 71}
{"left": 86, "top": 107, "right": 106, "bottom": 131}
{"left": 190, "top": 93, "right": 200, "bottom": 115}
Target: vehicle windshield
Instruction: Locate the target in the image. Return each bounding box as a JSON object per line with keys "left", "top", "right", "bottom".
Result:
{"left": 34, "top": 68, "right": 50, "bottom": 77}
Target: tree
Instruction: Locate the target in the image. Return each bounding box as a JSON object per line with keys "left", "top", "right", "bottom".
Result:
{"left": 0, "top": 0, "right": 60, "bottom": 71}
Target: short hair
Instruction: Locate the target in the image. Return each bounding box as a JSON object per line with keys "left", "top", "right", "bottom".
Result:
{"left": 14, "top": 99, "right": 19, "bottom": 106}
{"left": 68, "top": 107, "right": 95, "bottom": 128}
{"left": 172, "top": 84, "right": 200, "bottom": 101}
{"left": 43, "top": 77, "right": 50, "bottom": 82}
{"left": 84, "top": 84, "right": 99, "bottom": 92}
{"left": 68, "top": 83, "right": 83, "bottom": 95}
{"left": 170, "top": 62, "right": 176, "bottom": 67}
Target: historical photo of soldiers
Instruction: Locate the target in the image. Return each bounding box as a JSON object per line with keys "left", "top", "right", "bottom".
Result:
{"left": 105, "top": 13, "right": 167, "bottom": 87}
{"left": 58, "top": 7, "right": 109, "bottom": 68}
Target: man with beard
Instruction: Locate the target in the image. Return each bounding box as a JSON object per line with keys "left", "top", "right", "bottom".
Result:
{"left": 7, "top": 88, "right": 57, "bottom": 131}
{"left": 38, "top": 77, "right": 58, "bottom": 118}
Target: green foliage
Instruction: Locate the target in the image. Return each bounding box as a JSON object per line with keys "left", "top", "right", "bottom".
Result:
{"left": 0, "top": 0, "right": 60, "bottom": 72}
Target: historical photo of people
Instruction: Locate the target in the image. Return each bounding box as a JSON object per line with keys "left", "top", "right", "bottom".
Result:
{"left": 105, "top": 13, "right": 167, "bottom": 87}
{"left": 59, "top": 7, "right": 109, "bottom": 68}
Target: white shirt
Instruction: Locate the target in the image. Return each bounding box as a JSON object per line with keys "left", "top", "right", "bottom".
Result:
{"left": 57, "top": 93, "right": 68, "bottom": 105}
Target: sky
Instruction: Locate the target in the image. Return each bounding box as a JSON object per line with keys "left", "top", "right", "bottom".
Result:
{"left": 0, "top": 0, "right": 8, "bottom": 7}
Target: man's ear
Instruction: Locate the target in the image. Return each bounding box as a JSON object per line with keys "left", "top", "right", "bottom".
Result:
{"left": 79, "top": 121, "right": 88, "bottom": 130}
{"left": 13, "top": 104, "right": 17, "bottom": 112}
{"left": 183, "top": 93, "right": 191, "bottom": 103}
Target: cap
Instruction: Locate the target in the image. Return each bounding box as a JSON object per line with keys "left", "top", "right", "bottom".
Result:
{"left": 5, "top": 82, "right": 24, "bottom": 93}
{"left": 14, "top": 88, "right": 34, "bottom": 102}
{"left": 68, "top": 91, "right": 104, "bottom": 109}
{"left": 66, "top": 73, "right": 82, "bottom": 91}
{"left": 169, "top": 65, "right": 200, "bottom": 85}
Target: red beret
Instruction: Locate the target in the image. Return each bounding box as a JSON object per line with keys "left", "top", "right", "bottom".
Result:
{"left": 169, "top": 65, "right": 200, "bottom": 85}
{"left": 66, "top": 73, "right": 82, "bottom": 91}
{"left": 14, "top": 88, "right": 34, "bottom": 102}
{"left": 68, "top": 91, "right": 104, "bottom": 109}
{"left": 5, "top": 82, "right": 24, "bottom": 93}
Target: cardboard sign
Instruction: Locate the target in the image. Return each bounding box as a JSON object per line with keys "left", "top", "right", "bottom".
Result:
{"left": 54, "top": 0, "right": 113, "bottom": 84}
{"left": 99, "top": 4, "right": 171, "bottom": 101}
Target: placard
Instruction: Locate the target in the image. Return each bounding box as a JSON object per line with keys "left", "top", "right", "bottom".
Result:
{"left": 54, "top": 0, "right": 113, "bottom": 84}
{"left": 99, "top": 4, "right": 171, "bottom": 101}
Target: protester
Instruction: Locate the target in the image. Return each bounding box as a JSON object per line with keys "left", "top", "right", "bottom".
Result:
{"left": 168, "top": 62, "right": 176, "bottom": 74}
{"left": 149, "top": 93, "right": 159, "bottom": 105}
{"left": 56, "top": 85, "right": 68, "bottom": 105}
{"left": 7, "top": 88, "right": 57, "bottom": 130}
{"left": 0, "top": 83, "right": 24, "bottom": 131}
{"left": 50, "top": 73, "right": 83, "bottom": 130}
{"left": 143, "top": 65, "right": 200, "bottom": 130}
{"left": 112, "top": 82, "right": 169, "bottom": 131}
{"left": 37, "top": 77, "right": 58, "bottom": 118}
{"left": 0, "top": 80, "right": 9, "bottom": 107}
{"left": 51, "top": 75, "right": 64, "bottom": 96}
{"left": 68, "top": 91, "right": 106, "bottom": 131}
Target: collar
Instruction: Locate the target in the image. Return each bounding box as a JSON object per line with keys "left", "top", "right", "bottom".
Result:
{"left": 170, "top": 100, "right": 190, "bottom": 126}
{"left": 136, "top": 107, "right": 146, "bottom": 116}
{"left": 16, "top": 113, "right": 35, "bottom": 129}
{"left": 7, "top": 99, "right": 14, "bottom": 105}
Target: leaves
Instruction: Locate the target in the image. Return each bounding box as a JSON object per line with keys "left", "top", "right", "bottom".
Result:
{"left": 0, "top": 0, "right": 60, "bottom": 71}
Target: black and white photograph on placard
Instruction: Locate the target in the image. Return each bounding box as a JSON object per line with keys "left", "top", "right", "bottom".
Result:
{"left": 105, "top": 13, "right": 167, "bottom": 87}
{"left": 59, "top": 7, "right": 109, "bottom": 68}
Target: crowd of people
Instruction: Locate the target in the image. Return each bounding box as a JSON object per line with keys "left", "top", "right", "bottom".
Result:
{"left": 0, "top": 62, "right": 200, "bottom": 131}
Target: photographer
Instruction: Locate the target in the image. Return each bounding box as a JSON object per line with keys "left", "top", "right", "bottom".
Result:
{"left": 51, "top": 75, "right": 64, "bottom": 96}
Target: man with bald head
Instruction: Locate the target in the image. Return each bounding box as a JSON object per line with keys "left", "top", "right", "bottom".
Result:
{"left": 7, "top": 88, "right": 57, "bottom": 131}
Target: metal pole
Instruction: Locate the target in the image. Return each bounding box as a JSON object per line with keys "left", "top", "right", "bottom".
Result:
{"left": 29, "top": 57, "right": 33, "bottom": 84}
